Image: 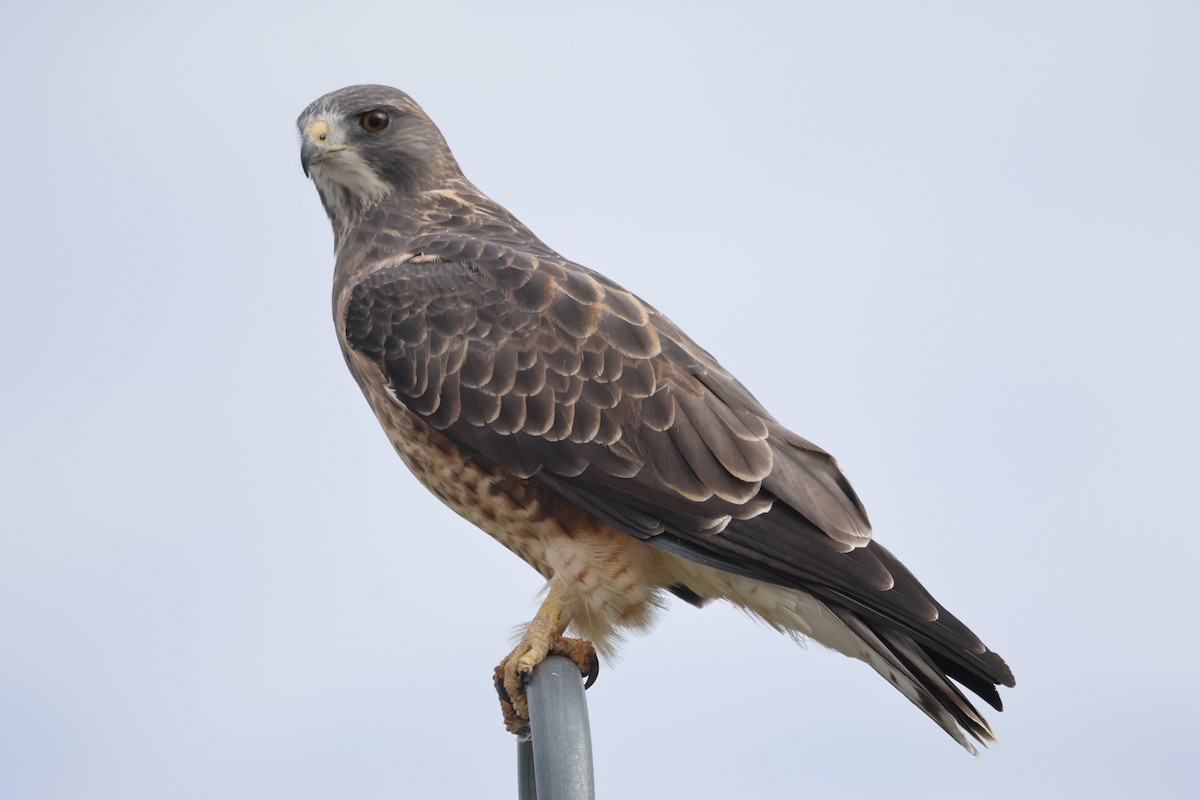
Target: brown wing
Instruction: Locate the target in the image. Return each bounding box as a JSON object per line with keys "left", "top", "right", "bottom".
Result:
{"left": 343, "top": 242, "right": 1013, "bottom": 712}
{"left": 344, "top": 240, "right": 866, "bottom": 538}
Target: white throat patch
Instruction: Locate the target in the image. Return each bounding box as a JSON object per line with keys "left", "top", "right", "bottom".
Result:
{"left": 310, "top": 148, "right": 391, "bottom": 223}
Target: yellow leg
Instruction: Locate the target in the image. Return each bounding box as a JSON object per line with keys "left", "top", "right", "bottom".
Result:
{"left": 493, "top": 580, "right": 599, "bottom": 735}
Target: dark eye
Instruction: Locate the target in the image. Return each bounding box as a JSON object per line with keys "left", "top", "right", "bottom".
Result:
{"left": 360, "top": 110, "right": 390, "bottom": 133}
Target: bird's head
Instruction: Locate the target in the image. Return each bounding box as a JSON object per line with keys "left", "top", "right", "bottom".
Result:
{"left": 297, "top": 85, "right": 459, "bottom": 229}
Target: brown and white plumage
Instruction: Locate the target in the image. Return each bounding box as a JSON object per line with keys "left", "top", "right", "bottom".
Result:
{"left": 298, "top": 84, "right": 1014, "bottom": 753}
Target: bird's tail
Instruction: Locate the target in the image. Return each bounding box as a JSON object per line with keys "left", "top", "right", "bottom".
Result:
{"left": 657, "top": 545, "right": 1013, "bottom": 753}
{"left": 828, "top": 606, "right": 1003, "bottom": 754}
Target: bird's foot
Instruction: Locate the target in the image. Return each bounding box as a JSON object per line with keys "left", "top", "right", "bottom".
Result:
{"left": 493, "top": 634, "right": 599, "bottom": 736}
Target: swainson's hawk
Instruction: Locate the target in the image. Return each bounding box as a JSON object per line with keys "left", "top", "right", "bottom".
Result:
{"left": 297, "top": 84, "right": 1013, "bottom": 752}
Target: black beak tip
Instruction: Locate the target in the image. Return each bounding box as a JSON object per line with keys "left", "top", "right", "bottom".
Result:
{"left": 300, "top": 140, "right": 321, "bottom": 178}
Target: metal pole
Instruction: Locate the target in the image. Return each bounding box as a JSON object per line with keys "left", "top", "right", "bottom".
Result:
{"left": 517, "top": 654, "right": 595, "bottom": 799}
{"left": 517, "top": 735, "right": 538, "bottom": 800}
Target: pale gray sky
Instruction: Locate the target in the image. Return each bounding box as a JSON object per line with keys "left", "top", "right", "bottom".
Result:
{"left": 2, "top": 2, "right": 1197, "bottom": 798}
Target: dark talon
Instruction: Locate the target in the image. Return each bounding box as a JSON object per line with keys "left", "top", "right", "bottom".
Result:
{"left": 582, "top": 651, "right": 600, "bottom": 689}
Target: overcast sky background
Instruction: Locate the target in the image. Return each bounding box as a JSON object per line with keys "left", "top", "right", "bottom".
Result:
{"left": 2, "top": 2, "right": 1197, "bottom": 798}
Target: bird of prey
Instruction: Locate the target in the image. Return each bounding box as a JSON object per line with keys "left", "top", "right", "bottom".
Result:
{"left": 297, "top": 84, "right": 1014, "bottom": 753}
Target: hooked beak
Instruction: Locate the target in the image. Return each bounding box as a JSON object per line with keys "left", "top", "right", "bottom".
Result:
{"left": 300, "top": 118, "right": 354, "bottom": 177}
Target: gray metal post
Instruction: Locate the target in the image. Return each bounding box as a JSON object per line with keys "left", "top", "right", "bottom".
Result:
{"left": 516, "top": 654, "right": 595, "bottom": 799}
{"left": 517, "top": 735, "right": 538, "bottom": 799}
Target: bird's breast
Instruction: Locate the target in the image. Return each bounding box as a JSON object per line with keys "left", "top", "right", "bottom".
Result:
{"left": 347, "top": 348, "right": 667, "bottom": 649}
